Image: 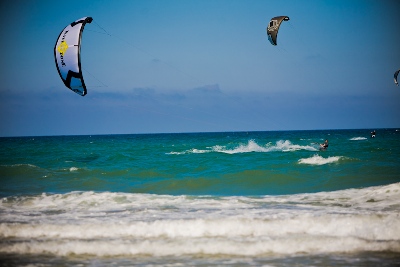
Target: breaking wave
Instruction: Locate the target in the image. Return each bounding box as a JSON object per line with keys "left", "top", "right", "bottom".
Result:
{"left": 167, "top": 140, "right": 318, "bottom": 155}
{"left": 1, "top": 183, "right": 400, "bottom": 257}
{"left": 350, "top": 137, "right": 367, "bottom": 141}
{"left": 298, "top": 154, "right": 342, "bottom": 165}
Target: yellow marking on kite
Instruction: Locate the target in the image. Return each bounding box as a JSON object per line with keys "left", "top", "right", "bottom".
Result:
{"left": 57, "top": 41, "right": 69, "bottom": 56}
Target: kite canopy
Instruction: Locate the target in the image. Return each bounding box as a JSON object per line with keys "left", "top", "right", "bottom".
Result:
{"left": 267, "top": 16, "right": 290, "bottom": 46}
{"left": 54, "top": 17, "right": 93, "bottom": 96}
{"left": 395, "top": 69, "right": 399, "bottom": 86}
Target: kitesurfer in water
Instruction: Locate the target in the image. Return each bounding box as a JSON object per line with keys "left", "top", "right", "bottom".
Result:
{"left": 371, "top": 130, "right": 376, "bottom": 138}
{"left": 320, "top": 139, "right": 329, "bottom": 150}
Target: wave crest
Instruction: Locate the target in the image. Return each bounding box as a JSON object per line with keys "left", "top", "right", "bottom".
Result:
{"left": 298, "top": 154, "right": 341, "bottom": 165}
{"left": 350, "top": 137, "right": 367, "bottom": 141}
{"left": 168, "top": 140, "right": 318, "bottom": 155}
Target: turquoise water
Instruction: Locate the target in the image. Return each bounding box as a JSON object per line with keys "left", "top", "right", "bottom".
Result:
{"left": 1, "top": 129, "right": 399, "bottom": 196}
{"left": 1, "top": 129, "right": 400, "bottom": 266}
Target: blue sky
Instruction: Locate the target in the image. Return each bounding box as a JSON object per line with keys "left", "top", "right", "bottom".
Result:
{"left": 0, "top": 0, "right": 399, "bottom": 136}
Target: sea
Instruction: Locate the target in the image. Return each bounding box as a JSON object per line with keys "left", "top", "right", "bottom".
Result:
{"left": 0, "top": 129, "right": 399, "bottom": 267}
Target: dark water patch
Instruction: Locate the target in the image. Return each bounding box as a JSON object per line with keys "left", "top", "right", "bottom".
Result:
{"left": 1, "top": 252, "right": 399, "bottom": 267}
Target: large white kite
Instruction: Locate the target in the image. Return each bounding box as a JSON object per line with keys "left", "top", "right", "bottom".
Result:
{"left": 54, "top": 17, "right": 93, "bottom": 96}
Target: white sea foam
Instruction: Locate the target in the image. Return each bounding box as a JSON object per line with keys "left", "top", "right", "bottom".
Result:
{"left": 1, "top": 213, "right": 399, "bottom": 240}
{"left": 167, "top": 140, "right": 318, "bottom": 155}
{"left": 350, "top": 137, "right": 367, "bottom": 141}
{"left": 69, "top": 167, "right": 79, "bottom": 172}
{"left": 2, "top": 237, "right": 399, "bottom": 257}
{"left": 1, "top": 183, "right": 399, "bottom": 257}
{"left": 213, "top": 140, "right": 269, "bottom": 154}
{"left": 0, "top": 163, "right": 39, "bottom": 168}
{"left": 298, "top": 154, "right": 341, "bottom": 165}
{"left": 269, "top": 140, "right": 317, "bottom": 152}
{"left": 1, "top": 215, "right": 399, "bottom": 256}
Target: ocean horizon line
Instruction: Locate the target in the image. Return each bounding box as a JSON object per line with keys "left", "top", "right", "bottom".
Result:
{"left": 1, "top": 127, "right": 397, "bottom": 139}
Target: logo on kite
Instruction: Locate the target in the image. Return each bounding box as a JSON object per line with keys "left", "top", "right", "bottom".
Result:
{"left": 54, "top": 17, "right": 93, "bottom": 96}
{"left": 394, "top": 69, "right": 399, "bottom": 86}
{"left": 57, "top": 41, "right": 69, "bottom": 56}
{"left": 266, "top": 16, "right": 290, "bottom": 46}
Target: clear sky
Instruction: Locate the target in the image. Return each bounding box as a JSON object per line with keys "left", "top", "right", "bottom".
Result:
{"left": 0, "top": 0, "right": 399, "bottom": 136}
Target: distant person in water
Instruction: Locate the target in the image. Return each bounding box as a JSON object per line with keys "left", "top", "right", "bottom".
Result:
{"left": 371, "top": 130, "right": 376, "bottom": 138}
{"left": 320, "top": 139, "right": 329, "bottom": 150}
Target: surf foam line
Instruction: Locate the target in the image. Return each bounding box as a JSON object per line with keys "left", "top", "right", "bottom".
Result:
{"left": 1, "top": 183, "right": 399, "bottom": 219}
{"left": 1, "top": 214, "right": 399, "bottom": 240}
{"left": 1, "top": 217, "right": 399, "bottom": 256}
{"left": 350, "top": 137, "right": 368, "bottom": 141}
{"left": 1, "top": 183, "right": 400, "bottom": 257}
{"left": 0, "top": 238, "right": 399, "bottom": 257}
{"left": 167, "top": 140, "right": 318, "bottom": 155}
{"left": 298, "top": 154, "right": 342, "bottom": 165}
